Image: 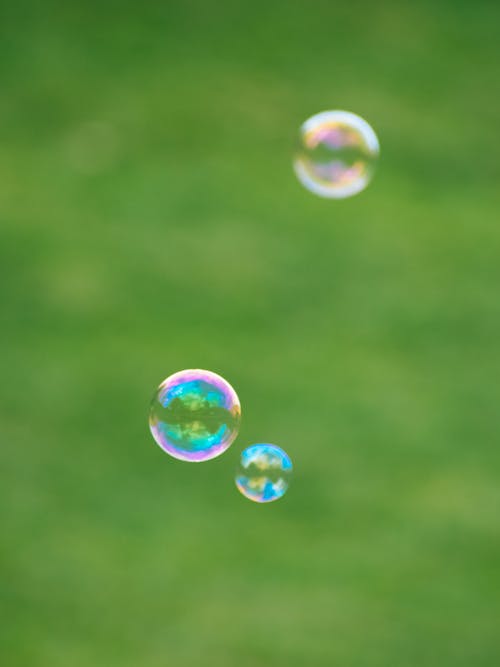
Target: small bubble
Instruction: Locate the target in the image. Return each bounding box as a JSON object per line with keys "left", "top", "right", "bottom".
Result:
{"left": 294, "top": 110, "right": 379, "bottom": 198}
{"left": 235, "top": 444, "right": 292, "bottom": 503}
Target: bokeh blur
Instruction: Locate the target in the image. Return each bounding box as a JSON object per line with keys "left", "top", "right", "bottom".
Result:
{"left": 1, "top": 1, "right": 499, "bottom": 666}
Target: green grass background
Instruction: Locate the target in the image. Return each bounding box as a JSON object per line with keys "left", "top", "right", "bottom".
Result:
{"left": 1, "top": 1, "right": 499, "bottom": 665}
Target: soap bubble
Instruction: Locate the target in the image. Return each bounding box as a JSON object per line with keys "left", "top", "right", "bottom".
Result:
{"left": 294, "top": 110, "right": 379, "bottom": 198}
{"left": 149, "top": 369, "right": 241, "bottom": 462}
{"left": 235, "top": 444, "right": 293, "bottom": 503}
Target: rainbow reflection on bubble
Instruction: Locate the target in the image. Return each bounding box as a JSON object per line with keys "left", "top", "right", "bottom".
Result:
{"left": 294, "top": 110, "right": 380, "bottom": 199}
{"left": 149, "top": 369, "right": 241, "bottom": 462}
{"left": 235, "top": 444, "right": 293, "bottom": 503}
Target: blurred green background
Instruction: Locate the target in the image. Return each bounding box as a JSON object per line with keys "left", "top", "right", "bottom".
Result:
{"left": 1, "top": 1, "right": 499, "bottom": 665}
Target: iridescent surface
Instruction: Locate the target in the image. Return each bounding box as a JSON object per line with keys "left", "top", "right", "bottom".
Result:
{"left": 149, "top": 369, "right": 241, "bottom": 462}
{"left": 235, "top": 444, "right": 293, "bottom": 503}
{"left": 294, "top": 110, "right": 380, "bottom": 199}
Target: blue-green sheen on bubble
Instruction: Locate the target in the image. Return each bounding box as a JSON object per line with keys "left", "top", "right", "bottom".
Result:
{"left": 235, "top": 444, "right": 293, "bottom": 503}
{"left": 149, "top": 369, "right": 241, "bottom": 462}
{"left": 294, "top": 110, "right": 380, "bottom": 199}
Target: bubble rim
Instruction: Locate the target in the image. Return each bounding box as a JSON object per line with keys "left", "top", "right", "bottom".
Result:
{"left": 235, "top": 443, "right": 293, "bottom": 504}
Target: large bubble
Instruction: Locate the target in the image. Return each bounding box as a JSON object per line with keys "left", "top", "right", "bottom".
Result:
{"left": 294, "top": 110, "right": 379, "bottom": 199}
{"left": 235, "top": 444, "right": 293, "bottom": 503}
{"left": 149, "top": 369, "right": 241, "bottom": 462}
